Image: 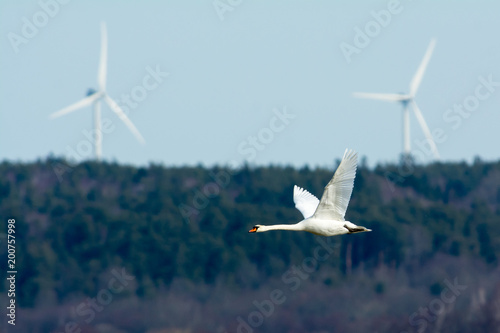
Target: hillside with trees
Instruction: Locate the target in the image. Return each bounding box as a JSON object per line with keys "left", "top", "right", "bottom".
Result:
{"left": 1, "top": 157, "right": 499, "bottom": 332}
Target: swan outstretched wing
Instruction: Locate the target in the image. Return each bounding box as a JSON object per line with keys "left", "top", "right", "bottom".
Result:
{"left": 313, "top": 149, "right": 358, "bottom": 221}
{"left": 293, "top": 185, "right": 320, "bottom": 219}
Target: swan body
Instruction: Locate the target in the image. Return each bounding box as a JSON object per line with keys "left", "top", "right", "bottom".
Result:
{"left": 249, "top": 149, "right": 371, "bottom": 237}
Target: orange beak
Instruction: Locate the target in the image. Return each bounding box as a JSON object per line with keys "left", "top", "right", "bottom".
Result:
{"left": 249, "top": 227, "right": 258, "bottom": 233}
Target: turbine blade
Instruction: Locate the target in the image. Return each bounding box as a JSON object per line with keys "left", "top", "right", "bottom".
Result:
{"left": 98, "top": 22, "right": 107, "bottom": 91}
{"left": 49, "top": 93, "right": 100, "bottom": 119}
{"left": 352, "top": 92, "right": 408, "bottom": 102}
{"left": 409, "top": 39, "right": 436, "bottom": 97}
{"left": 104, "top": 95, "right": 146, "bottom": 144}
{"left": 411, "top": 101, "right": 440, "bottom": 160}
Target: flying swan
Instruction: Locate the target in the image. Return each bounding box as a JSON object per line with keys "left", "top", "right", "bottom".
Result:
{"left": 249, "top": 149, "right": 371, "bottom": 237}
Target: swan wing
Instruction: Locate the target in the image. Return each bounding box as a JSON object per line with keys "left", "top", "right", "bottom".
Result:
{"left": 293, "top": 185, "right": 320, "bottom": 219}
{"left": 313, "top": 149, "right": 358, "bottom": 221}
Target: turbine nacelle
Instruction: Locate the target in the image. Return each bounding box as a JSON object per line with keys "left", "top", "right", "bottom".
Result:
{"left": 86, "top": 88, "right": 98, "bottom": 97}
{"left": 400, "top": 98, "right": 411, "bottom": 106}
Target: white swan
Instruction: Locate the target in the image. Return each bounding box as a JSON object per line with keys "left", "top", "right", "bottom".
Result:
{"left": 249, "top": 149, "right": 371, "bottom": 237}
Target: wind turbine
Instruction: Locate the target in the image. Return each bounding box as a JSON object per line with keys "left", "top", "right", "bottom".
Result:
{"left": 353, "top": 39, "right": 439, "bottom": 161}
{"left": 49, "top": 22, "right": 145, "bottom": 161}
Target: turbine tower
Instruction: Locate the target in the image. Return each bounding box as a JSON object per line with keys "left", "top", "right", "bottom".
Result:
{"left": 49, "top": 22, "right": 145, "bottom": 161}
{"left": 353, "top": 39, "right": 439, "bottom": 161}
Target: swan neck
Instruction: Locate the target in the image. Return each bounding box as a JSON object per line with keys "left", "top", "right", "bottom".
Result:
{"left": 261, "top": 223, "right": 304, "bottom": 232}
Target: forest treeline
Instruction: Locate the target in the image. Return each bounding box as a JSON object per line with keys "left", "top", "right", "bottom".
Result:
{"left": 0, "top": 157, "right": 499, "bottom": 332}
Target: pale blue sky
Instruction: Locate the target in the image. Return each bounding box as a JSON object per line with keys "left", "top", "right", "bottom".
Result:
{"left": 1, "top": 0, "right": 499, "bottom": 168}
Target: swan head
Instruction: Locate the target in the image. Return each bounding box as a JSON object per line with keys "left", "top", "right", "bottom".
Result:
{"left": 249, "top": 225, "right": 263, "bottom": 233}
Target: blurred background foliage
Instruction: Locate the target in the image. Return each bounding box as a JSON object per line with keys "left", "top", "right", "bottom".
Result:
{"left": 0, "top": 157, "right": 499, "bottom": 332}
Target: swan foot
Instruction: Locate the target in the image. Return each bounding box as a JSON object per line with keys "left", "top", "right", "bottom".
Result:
{"left": 344, "top": 224, "right": 369, "bottom": 234}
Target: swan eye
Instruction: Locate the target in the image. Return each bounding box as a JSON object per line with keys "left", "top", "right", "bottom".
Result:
{"left": 249, "top": 226, "right": 258, "bottom": 233}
